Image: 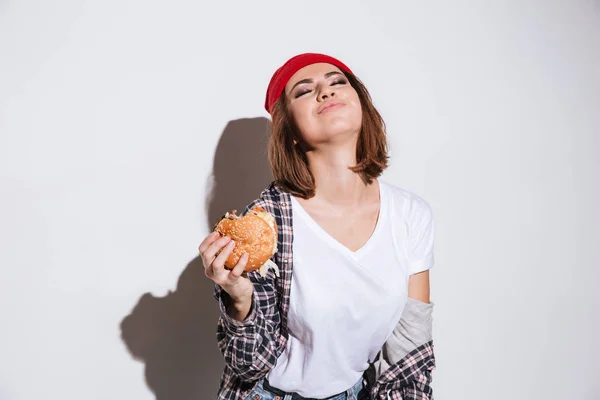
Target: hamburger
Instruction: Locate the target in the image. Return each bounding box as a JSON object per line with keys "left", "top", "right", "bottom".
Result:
{"left": 213, "top": 206, "right": 280, "bottom": 278}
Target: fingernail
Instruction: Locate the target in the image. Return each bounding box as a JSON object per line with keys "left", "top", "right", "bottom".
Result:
{"left": 227, "top": 241, "right": 235, "bottom": 247}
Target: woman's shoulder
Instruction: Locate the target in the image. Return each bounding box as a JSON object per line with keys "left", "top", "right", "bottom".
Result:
{"left": 379, "top": 179, "right": 433, "bottom": 217}
{"left": 242, "top": 181, "right": 289, "bottom": 215}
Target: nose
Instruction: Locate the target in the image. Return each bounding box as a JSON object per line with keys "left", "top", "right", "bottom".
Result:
{"left": 317, "top": 84, "right": 335, "bottom": 102}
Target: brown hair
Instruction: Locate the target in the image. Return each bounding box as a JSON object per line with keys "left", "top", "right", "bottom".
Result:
{"left": 268, "top": 71, "right": 389, "bottom": 199}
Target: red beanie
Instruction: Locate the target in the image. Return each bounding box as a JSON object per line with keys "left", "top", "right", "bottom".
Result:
{"left": 264, "top": 53, "right": 353, "bottom": 114}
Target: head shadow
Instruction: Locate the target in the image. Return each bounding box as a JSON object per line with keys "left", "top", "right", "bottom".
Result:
{"left": 206, "top": 117, "right": 274, "bottom": 227}
{"left": 119, "top": 117, "right": 273, "bottom": 400}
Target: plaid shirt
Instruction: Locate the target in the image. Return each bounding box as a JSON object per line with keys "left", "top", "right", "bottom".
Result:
{"left": 213, "top": 182, "right": 435, "bottom": 400}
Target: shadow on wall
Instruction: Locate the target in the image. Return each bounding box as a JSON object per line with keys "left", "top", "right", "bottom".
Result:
{"left": 119, "top": 117, "right": 273, "bottom": 400}
{"left": 206, "top": 117, "right": 274, "bottom": 228}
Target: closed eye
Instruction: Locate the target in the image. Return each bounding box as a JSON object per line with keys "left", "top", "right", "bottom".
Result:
{"left": 294, "top": 88, "right": 312, "bottom": 98}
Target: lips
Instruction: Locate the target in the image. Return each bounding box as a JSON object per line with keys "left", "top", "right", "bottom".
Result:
{"left": 318, "top": 101, "right": 345, "bottom": 114}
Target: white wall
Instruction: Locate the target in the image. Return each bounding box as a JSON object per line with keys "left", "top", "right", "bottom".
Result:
{"left": 1, "top": 1, "right": 599, "bottom": 399}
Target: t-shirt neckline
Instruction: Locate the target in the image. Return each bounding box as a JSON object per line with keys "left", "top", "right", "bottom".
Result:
{"left": 290, "top": 180, "right": 388, "bottom": 259}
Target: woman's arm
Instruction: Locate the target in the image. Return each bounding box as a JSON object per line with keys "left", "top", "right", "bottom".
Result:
{"left": 214, "top": 273, "right": 281, "bottom": 381}
{"left": 212, "top": 200, "right": 282, "bottom": 382}
{"left": 221, "top": 286, "right": 253, "bottom": 321}
{"left": 408, "top": 270, "right": 430, "bottom": 303}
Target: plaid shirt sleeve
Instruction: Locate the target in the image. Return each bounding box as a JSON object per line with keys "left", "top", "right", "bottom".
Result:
{"left": 367, "top": 298, "right": 436, "bottom": 399}
{"left": 212, "top": 198, "right": 283, "bottom": 383}
{"left": 369, "top": 341, "right": 436, "bottom": 400}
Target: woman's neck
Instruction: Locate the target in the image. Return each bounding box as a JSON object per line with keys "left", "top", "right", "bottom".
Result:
{"left": 304, "top": 146, "right": 377, "bottom": 209}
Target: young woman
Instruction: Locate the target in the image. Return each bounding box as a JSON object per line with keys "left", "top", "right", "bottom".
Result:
{"left": 199, "top": 53, "right": 436, "bottom": 400}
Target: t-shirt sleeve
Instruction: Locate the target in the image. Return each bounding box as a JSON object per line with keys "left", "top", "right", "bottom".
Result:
{"left": 407, "top": 196, "right": 435, "bottom": 275}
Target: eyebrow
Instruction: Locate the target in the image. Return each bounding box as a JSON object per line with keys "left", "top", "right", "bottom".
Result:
{"left": 288, "top": 71, "right": 344, "bottom": 94}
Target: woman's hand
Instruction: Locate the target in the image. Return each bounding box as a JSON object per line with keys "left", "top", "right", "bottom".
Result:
{"left": 199, "top": 232, "right": 254, "bottom": 320}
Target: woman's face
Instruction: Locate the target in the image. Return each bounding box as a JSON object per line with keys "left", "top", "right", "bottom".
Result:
{"left": 284, "top": 63, "right": 362, "bottom": 148}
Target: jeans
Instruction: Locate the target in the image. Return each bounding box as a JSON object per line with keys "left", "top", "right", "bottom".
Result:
{"left": 244, "top": 377, "right": 366, "bottom": 400}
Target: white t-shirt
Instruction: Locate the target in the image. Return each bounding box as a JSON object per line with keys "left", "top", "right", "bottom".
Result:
{"left": 266, "top": 180, "right": 435, "bottom": 398}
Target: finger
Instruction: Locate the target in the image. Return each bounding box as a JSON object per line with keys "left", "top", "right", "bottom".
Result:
{"left": 229, "top": 253, "right": 249, "bottom": 279}
{"left": 198, "top": 231, "right": 220, "bottom": 253}
{"left": 212, "top": 240, "right": 236, "bottom": 273}
{"left": 202, "top": 235, "right": 232, "bottom": 262}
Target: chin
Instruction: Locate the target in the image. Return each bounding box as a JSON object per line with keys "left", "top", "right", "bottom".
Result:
{"left": 313, "top": 123, "right": 360, "bottom": 145}
{"left": 298, "top": 111, "right": 362, "bottom": 145}
{"left": 322, "top": 114, "right": 361, "bottom": 136}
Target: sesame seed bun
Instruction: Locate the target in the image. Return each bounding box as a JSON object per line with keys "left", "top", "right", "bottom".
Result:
{"left": 213, "top": 206, "right": 278, "bottom": 273}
